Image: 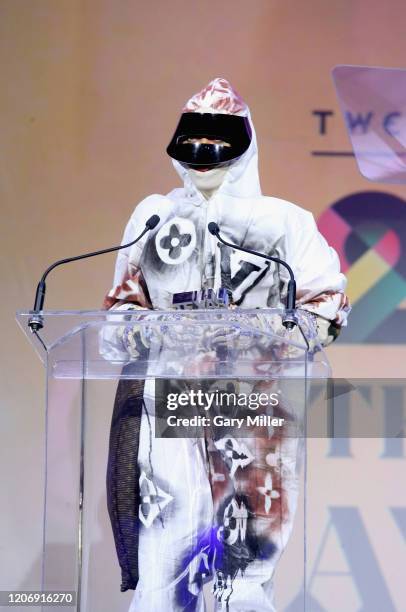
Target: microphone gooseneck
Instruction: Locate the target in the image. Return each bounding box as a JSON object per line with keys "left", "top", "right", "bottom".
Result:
{"left": 28, "top": 215, "right": 160, "bottom": 332}
{"left": 208, "top": 221, "right": 297, "bottom": 329}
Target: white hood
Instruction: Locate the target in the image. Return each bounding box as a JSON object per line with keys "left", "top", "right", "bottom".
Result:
{"left": 169, "top": 77, "right": 262, "bottom": 200}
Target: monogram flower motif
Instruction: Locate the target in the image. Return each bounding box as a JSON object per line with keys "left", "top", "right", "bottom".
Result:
{"left": 159, "top": 223, "right": 192, "bottom": 260}
{"left": 257, "top": 472, "right": 280, "bottom": 514}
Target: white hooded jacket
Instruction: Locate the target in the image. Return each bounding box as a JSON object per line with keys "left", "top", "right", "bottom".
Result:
{"left": 103, "top": 79, "right": 350, "bottom": 345}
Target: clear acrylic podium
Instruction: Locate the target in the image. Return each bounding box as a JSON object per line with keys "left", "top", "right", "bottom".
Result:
{"left": 16, "top": 308, "right": 330, "bottom": 612}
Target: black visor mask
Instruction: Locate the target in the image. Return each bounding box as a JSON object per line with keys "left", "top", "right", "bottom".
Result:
{"left": 166, "top": 112, "right": 252, "bottom": 169}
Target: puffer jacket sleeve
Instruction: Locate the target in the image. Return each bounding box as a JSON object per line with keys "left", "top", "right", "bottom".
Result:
{"left": 288, "top": 208, "right": 351, "bottom": 345}
{"left": 99, "top": 204, "right": 153, "bottom": 361}
{"left": 102, "top": 213, "right": 152, "bottom": 312}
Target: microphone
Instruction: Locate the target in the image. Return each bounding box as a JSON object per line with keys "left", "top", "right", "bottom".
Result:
{"left": 207, "top": 221, "right": 297, "bottom": 329}
{"left": 28, "top": 214, "right": 160, "bottom": 332}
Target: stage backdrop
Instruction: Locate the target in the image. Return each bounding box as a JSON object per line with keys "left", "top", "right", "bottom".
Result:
{"left": 1, "top": 1, "right": 406, "bottom": 610}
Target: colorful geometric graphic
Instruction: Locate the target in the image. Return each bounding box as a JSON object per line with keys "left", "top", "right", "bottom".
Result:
{"left": 318, "top": 192, "right": 406, "bottom": 343}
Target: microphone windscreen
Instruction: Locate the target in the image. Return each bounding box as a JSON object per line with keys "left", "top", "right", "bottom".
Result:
{"left": 146, "top": 214, "right": 160, "bottom": 230}
{"left": 207, "top": 222, "right": 219, "bottom": 235}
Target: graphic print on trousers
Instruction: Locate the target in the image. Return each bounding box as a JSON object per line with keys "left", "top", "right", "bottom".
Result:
{"left": 167, "top": 386, "right": 299, "bottom": 612}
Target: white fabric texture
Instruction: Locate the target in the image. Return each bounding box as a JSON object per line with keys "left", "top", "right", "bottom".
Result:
{"left": 104, "top": 90, "right": 350, "bottom": 336}
{"left": 102, "top": 78, "right": 350, "bottom": 612}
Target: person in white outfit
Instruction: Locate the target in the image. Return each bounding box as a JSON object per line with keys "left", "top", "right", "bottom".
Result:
{"left": 102, "top": 78, "right": 350, "bottom": 612}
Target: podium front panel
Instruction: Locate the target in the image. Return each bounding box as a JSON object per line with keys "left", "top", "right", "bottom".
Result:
{"left": 17, "top": 309, "right": 330, "bottom": 611}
